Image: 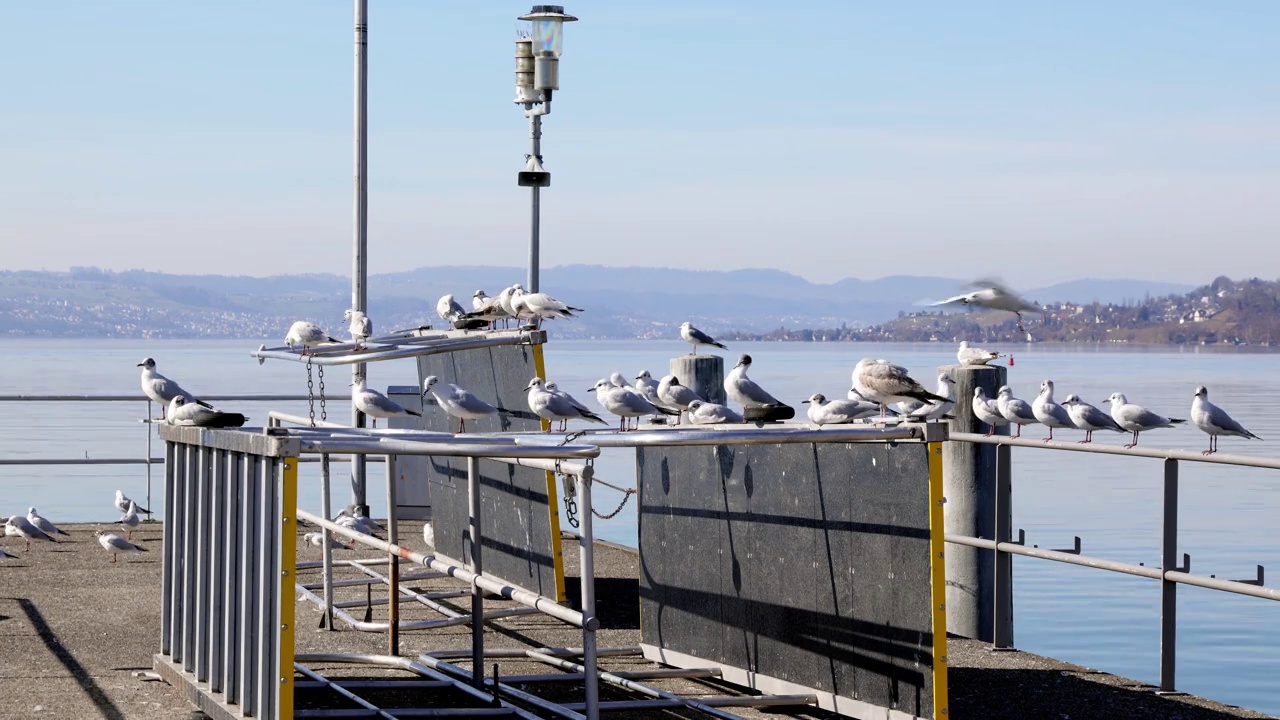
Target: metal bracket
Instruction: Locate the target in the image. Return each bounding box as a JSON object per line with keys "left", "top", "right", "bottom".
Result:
{"left": 1010, "top": 529, "right": 1026, "bottom": 546}
{"left": 1213, "top": 564, "right": 1263, "bottom": 585}
{"left": 1032, "top": 535, "right": 1081, "bottom": 555}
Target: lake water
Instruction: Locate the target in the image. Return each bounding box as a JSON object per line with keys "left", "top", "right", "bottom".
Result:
{"left": 2, "top": 338, "right": 1278, "bottom": 715}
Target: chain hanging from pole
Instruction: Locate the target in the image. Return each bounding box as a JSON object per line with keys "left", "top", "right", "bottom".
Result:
{"left": 560, "top": 473, "right": 579, "bottom": 529}
{"left": 306, "top": 356, "right": 317, "bottom": 427}
{"left": 592, "top": 487, "right": 636, "bottom": 520}
{"left": 318, "top": 365, "right": 327, "bottom": 422}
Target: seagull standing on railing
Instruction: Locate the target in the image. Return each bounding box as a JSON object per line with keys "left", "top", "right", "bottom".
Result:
{"left": 496, "top": 285, "right": 524, "bottom": 325}
{"left": 137, "top": 358, "right": 211, "bottom": 420}
{"left": 1032, "top": 380, "right": 1074, "bottom": 442}
{"left": 344, "top": 309, "right": 373, "bottom": 347}
{"left": 725, "top": 355, "right": 790, "bottom": 419}
{"left": 679, "top": 322, "right": 727, "bottom": 355}
{"left": 996, "top": 386, "right": 1039, "bottom": 439}
{"left": 468, "top": 290, "right": 511, "bottom": 329}
{"left": 900, "top": 371, "right": 957, "bottom": 420}
{"left": 96, "top": 530, "right": 146, "bottom": 563}
{"left": 803, "top": 393, "right": 876, "bottom": 426}
{"left": 284, "top": 321, "right": 338, "bottom": 355}
{"left": 526, "top": 377, "right": 607, "bottom": 432}
{"left": 545, "top": 382, "right": 601, "bottom": 425}
{"left": 5, "top": 515, "right": 56, "bottom": 552}
{"left": 1061, "top": 394, "right": 1124, "bottom": 444}
{"left": 511, "top": 289, "right": 583, "bottom": 326}
{"left": 115, "top": 489, "right": 150, "bottom": 515}
{"left": 167, "top": 396, "right": 249, "bottom": 428}
{"left": 591, "top": 378, "right": 676, "bottom": 431}
{"left": 853, "top": 358, "right": 948, "bottom": 421}
{"left": 27, "top": 508, "right": 68, "bottom": 538}
{"left": 421, "top": 376, "right": 499, "bottom": 434}
{"left": 353, "top": 377, "right": 422, "bottom": 428}
{"left": 1191, "top": 386, "right": 1261, "bottom": 455}
{"left": 1103, "top": 393, "right": 1186, "bottom": 449}
{"left": 971, "top": 387, "right": 1008, "bottom": 437}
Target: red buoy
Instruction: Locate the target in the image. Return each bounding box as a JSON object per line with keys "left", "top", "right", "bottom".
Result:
{"left": 1009, "top": 355, "right": 1015, "bottom": 366}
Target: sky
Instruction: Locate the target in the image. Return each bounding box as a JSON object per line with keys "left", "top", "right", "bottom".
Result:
{"left": 2, "top": 1, "right": 1278, "bottom": 286}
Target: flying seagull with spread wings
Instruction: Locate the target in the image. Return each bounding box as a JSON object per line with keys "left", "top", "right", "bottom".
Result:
{"left": 930, "top": 279, "right": 1041, "bottom": 332}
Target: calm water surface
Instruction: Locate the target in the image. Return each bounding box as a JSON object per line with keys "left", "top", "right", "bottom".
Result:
{"left": 1, "top": 338, "right": 1278, "bottom": 714}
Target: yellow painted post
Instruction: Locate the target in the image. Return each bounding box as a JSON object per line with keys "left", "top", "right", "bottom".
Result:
{"left": 927, "top": 441, "right": 950, "bottom": 719}
{"left": 531, "top": 343, "right": 568, "bottom": 602}
{"left": 278, "top": 457, "right": 299, "bottom": 719}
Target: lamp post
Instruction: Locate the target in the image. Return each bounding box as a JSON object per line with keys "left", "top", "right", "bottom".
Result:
{"left": 351, "top": 0, "right": 369, "bottom": 513}
{"left": 515, "top": 5, "right": 577, "bottom": 294}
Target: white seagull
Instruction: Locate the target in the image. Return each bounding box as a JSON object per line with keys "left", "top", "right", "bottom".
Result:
{"left": 96, "top": 530, "right": 147, "bottom": 563}
{"left": 6, "top": 515, "right": 56, "bottom": 552}
{"left": 437, "top": 294, "right": 467, "bottom": 322}
{"left": 679, "top": 322, "right": 727, "bottom": 355}
{"left": 591, "top": 378, "right": 677, "bottom": 431}
{"left": 852, "top": 358, "right": 948, "bottom": 420}
{"left": 725, "top": 354, "right": 788, "bottom": 415}
{"left": 931, "top": 280, "right": 1042, "bottom": 331}
{"left": 496, "top": 285, "right": 524, "bottom": 323}
{"left": 344, "top": 309, "right": 373, "bottom": 344}
{"left": 972, "top": 387, "right": 1008, "bottom": 437}
{"left": 1103, "top": 393, "right": 1186, "bottom": 448}
{"left": 285, "top": 320, "right": 338, "bottom": 355}
{"left": 996, "top": 386, "right": 1039, "bottom": 439}
{"left": 167, "top": 396, "right": 249, "bottom": 428}
{"left": 1031, "top": 380, "right": 1074, "bottom": 442}
{"left": 686, "top": 400, "right": 744, "bottom": 425}
{"left": 303, "top": 531, "right": 352, "bottom": 550}
{"left": 354, "top": 377, "right": 422, "bottom": 428}
{"left": 546, "top": 382, "right": 602, "bottom": 425}
{"left": 115, "top": 490, "right": 150, "bottom": 515}
{"left": 633, "top": 370, "right": 667, "bottom": 408}
{"left": 956, "top": 341, "right": 1005, "bottom": 366}
{"left": 803, "top": 393, "right": 877, "bottom": 426}
{"left": 902, "top": 371, "right": 957, "bottom": 420}
{"left": 525, "top": 377, "right": 607, "bottom": 432}
{"left": 657, "top": 375, "right": 704, "bottom": 424}
{"left": 511, "top": 290, "right": 583, "bottom": 324}
{"left": 27, "top": 507, "right": 69, "bottom": 538}
{"left": 137, "top": 358, "right": 211, "bottom": 419}
{"left": 119, "top": 501, "right": 141, "bottom": 540}
{"left": 1061, "top": 394, "right": 1124, "bottom": 444}
{"left": 1191, "top": 386, "right": 1261, "bottom": 455}
{"left": 422, "top": 376, "right": 499, "bottom": 433}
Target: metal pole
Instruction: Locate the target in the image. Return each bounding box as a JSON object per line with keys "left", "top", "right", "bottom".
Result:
{"left": 350, "top": 0, "right": 369, "bottom": 512}
{"left": 992, "top": 442, "right": 1013, "bottom": 649}
{"left": 386, "top": 455, "right": 400, "bottom": 656}
{"left": 527, "top": 113, "right": 542, "bottom": 293}
{"left": 1159, "top": 458, "right": 1179, "bottom": 693}
{"left": 320, "top": 455, "right": 334, "bottom": 630}
{"left": 467, "top": 456, "right": 484, "bottom": 689}
{"left": 146, "top": 400, "right": 154, "bottom": 518}
{"left": 576, "top": 470, "right": 600, "bottom": 720}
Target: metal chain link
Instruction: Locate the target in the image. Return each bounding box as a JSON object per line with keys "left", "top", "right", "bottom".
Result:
{"left": 560, "top": 473, "right": 580, "bottom": 529}
{"left": 306, "top": 357, "right": 316, "bottom": 427}
{"left": 592, "top": 488, "right": 636, "bottom": 520}
{"left": 318, "top": 365, "right": 327, "bottom": 422}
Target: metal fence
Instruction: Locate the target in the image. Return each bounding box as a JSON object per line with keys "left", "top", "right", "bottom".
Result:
{"left": 945, "top": 432, "right": 1280, "bottom": 694}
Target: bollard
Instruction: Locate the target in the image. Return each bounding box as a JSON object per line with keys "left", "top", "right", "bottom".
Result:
{"left": 670, "top": 354, "right": 726, "bottom": 406}
{"left": 941, "top": 363, "right": 1012, "bottom": 643}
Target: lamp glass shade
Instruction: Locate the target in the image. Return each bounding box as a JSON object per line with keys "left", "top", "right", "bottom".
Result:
{"left": 531, "top": 18, "right": 564, "bottom": 57}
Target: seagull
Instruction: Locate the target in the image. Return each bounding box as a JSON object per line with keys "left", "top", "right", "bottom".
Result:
{"left": 511, "top": 290, "right": 583, "bottom": 324}
{"left": 852, "top": 358, "right": 948, "bottom": 420}
{"left": 27, "top": 508, "right": 68, "bottom": 537}
{"left": 725, "top": 354, "right": 788, "bottom": 417}
{"left": 1061, "top": 394, "right": 1125, "bottom": 444}
{"left": 1191, "top": 386, "right": 1261, "bottom": 455}
{"left": 679, "top": 322, "right": 727, "bottom": 355}
{"left": 335, "top": 510, "right": 379, "bottom": 537}
{"left": 96, "top": 530, "right": 147, "bottom": 563}
{"left": 496, "top": 285, "right": 524, "bottom": 324}
{"left": 115, "top": 490, "right": 150, "bottom": 515}
{"left": 657, "top": 375, "right": 704, "bottom": 424}
{"left": 1103, "top": 393, "right": 1186, "bottom": 448}
{"left": 686, "top": 399, "right": 744, "bottom": 425}
{"left": 471, "top": 290, "right": 492, "bottom": 313}
{"left": 285, "top": 320, "right": 338, "bottom": 355}
{"left": 167, "top": 396, "right": 249, "bottom": 428}
{"left": 1031, "top": 380, "right": 1074, "bottom": 442}
{"left": 354, "top": 377, "right": 422, "bottom": 428}
{"left": 996, "top": 386, "right": 1039, "bottom": 439}
{"left": 972, "top": 387, "right": 1008, "bottom": 437}
{"left": 437, "top": 294, "right": 466, "bottom": 322}
{"left": 5, "top": 515, "right": 55, "bottom": 552}
{"left": 303, "top": 531, "right": 351, "bottom": 550}
{"left": 591, "top": 378, "right": 677, "bottom": 431}
{"left": 422, "top": 376, "right": 499, "bottom": 433}
{"left": 902, "top": 371, "right": 957, "bottom": 421}
{"left": 545, "top": 382, "right": 602, "bottom": 425}
{"left": 464, "top": 290, "right": 511, "bottom": 329}
{"left": 931, "top": 279, "right": 1042, "bottom": 332}
{"left": 119, "top": 501, "right": 141, "bottom": 540}
{"left": 344, "top": 309, "right": 373, "bottom": 344}
{"left": 956, "top": 341, "right": 1005, "bottom": 366}
{"left": 633, "top": 370, "right": 668, "bottom": 408}
{"left": 525, "top": 377, "right": 607, "bottom": 432}
{"left": 137, "top": 358, "right": 212, "bottom": 419}
{"left": 803, "top": 393, "right": 877, "bottom": 425}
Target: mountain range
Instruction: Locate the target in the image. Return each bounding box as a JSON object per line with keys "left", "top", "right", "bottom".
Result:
{"left": 0, "top": 265, "right": 1196, "bottom": 339}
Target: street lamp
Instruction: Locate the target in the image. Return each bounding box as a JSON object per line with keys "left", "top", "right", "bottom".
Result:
{"left": 515, "top": 5, "right": 577, "bottom": 293}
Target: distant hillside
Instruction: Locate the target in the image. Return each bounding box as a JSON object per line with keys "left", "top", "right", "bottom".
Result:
{"left": 0, "top": 265, "right": 1198, "bottom": 339}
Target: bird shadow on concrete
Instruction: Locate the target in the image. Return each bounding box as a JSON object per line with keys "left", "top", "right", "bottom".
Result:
{"left": 15, "top": 597, "right": 128, "bottom": 720}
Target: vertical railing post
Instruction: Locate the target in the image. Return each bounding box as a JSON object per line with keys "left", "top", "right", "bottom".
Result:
{"left": 577, "top": 467, "right": 600, "bottom": 720}
{"left": 386, "top": 454, "right": 400, "bottom": 656}
{"left": 467, "top": 456, "right": 484, "bottom": 689}
{"left": 993, "top": 442, "right": 1014, "bottom": 649}
{"left": 320, "top": 454, "right": 335, "bottom": 630}
{"left": 146, "top": 399, "right": 154, "bottom": 518}
{"left": 1159, "top": 458, "right": 1179, "bottom": 693}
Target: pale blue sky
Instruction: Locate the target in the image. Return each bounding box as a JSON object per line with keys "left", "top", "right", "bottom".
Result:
{"left": 3, "top": 1, "right": 1278, "bottom": 285}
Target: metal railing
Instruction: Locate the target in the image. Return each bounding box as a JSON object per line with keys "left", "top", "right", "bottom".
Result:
{"left": 945, "top": 432, "right": 1279, "bottom": 695}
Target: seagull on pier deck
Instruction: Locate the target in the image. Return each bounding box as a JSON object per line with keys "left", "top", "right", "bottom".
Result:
{"left": 115, "top": 490, "right": 150, "bottom": 515}
{"left": 27, "top": 508, "right": 68, "bottom": 538}
{"left": 96, "top": 530, "right": 146, "bottom": 563}
{"left": 422, "top": 376, "right": 499, "bottom": 434}
{"left": 5, "top": 515, "right": 56, "bottom": 552}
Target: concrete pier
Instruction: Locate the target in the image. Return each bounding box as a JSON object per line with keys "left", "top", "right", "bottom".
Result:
{"left": 670, "top": 353, "right": 725, "bottom": 405}
{"left": 0, "top": 522, "right": 1272, "bottom": 720}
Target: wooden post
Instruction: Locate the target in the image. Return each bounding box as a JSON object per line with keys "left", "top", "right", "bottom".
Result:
{"left": 669, "top": 354, "right": 726, "bottom": 405}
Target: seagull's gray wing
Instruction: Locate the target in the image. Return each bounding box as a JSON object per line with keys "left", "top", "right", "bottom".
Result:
{"left": 1006, "top": 398, "right": 1038, "bottom": 422}
{"left": 733, "top": 377, "right": 782, "bottom": 406}
{"left": 1117, "top": 404, "right": 1169, "bottom": 428}
{"left": 105, "top": 534, "right": 145, "bottom": 552}
{"left": 1042, "top": 402, "right": 1072, "bottom": 426}
{"left": 687, "top": 326, "right": 718, "bottom": 344}
{"left": 930, "top": 292, "right": 978, "bottom": 306}
{"left": 365, "top": 392, "right": 409, "bottom": 415}
{"left": 148, "top": 375, "right": 192, "bottom": 403}
{"left": 1207, "top": 405, "right": 1253, "bottom": 436}
{"left": 618, "top": 391, "right": 662, "bottom": 414}
{"left": 453, "top": 388, "right": 498, "bottom": 415}
{"left": 667, "top": 384, "right": 702, "bottom": 407}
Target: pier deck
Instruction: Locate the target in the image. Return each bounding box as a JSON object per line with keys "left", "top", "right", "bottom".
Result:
{"left": 0, "top": 522, "right": 1272, "bottom": 720}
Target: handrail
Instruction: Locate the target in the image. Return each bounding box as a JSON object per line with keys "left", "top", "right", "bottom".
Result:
{"left": 0, "top": 394, "right": 349, "bottom": 402}
{"left": 951, "top": 431, "right": 1280, "bottom": 469}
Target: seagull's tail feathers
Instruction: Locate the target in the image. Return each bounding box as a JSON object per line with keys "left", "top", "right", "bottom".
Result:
{"left": 1168, "top": 418, "right": 1187, "bottom": 425}
{"left": 325, "top": 336, "right": 339, "bottom": 343}
{"left": 566, "top": 305, "right": 584, "bottom": 312}
{"left": 711, "top": 341, "right": 728, "bottom": 350}
{"left": 133, "top": 542, "right": 149, "bottom": 552}
{"left": 195, "top": 399, "right": 216, "bottom": 409}
{"left": 1247, "top": 430, "right": 1263, "bottom": 440}
{"left": 907, "top": 388, "right": 949, "bottom": 404}
{"left": 406, "top": 409, "right": 422, "bottom": 417}
{"left": 655, "top": 406, "right": 681, "bottom": 416}
{"left": 580, "top": 410, "right": 609, "bottom": 425}
{"left": 203, "top": 413, "right": 249, "bottom": 428}
{"left": 54, "top": 528, "right": 70, "bottom": 536}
